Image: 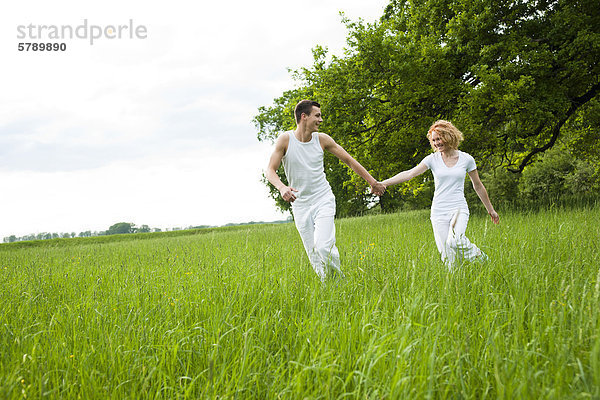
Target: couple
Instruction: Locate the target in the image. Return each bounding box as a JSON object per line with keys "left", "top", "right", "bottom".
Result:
{"left": 266, "top": 100, "right": 499, "bottom": 280}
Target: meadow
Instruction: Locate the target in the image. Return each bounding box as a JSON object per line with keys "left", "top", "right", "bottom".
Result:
{"left": 1, "top": 206, "right": 599, "bottom": 399}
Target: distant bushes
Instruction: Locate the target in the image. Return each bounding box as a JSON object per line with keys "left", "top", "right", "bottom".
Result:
{"left": 1, "top": 219, "right": 292, "bottom": 247}
{"left": 3, "top": 222, "right": 166, "bottom": 244}
{"left": 476, "top": 146, "right": 599, "bottom": 210}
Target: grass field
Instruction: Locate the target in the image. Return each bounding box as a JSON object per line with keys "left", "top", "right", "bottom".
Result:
{"left": 1, "top": 206, "right": 599, "bottom": 399}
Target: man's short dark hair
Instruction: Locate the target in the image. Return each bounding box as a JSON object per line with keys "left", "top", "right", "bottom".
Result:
{"left": 294, "top": 100, "right": 320, "bottom": 123}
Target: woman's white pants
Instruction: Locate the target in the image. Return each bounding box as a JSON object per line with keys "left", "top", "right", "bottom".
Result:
{"left": 292, "top": 196, "right": 341, "bottom": 281}
{"left": 430, "top": 209, "right": 486, "bottom": 270}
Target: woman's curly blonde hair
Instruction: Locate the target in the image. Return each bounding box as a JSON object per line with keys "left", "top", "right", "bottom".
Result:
{"left": 427, "top": 120, "right": 464, "bottom": 151}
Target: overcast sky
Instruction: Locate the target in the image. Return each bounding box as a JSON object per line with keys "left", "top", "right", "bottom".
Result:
{"left": 0, "top": 0, "right": 388, "bottom": 239}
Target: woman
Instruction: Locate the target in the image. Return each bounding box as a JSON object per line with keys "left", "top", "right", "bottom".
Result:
{"left": 381, "top": 120, "right": 499, "bottom": 270}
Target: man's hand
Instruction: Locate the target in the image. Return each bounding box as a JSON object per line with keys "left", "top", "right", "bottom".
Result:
{"left": 370, "top": 182, "right": 386, "bottom": 196}
{"left": 280, "top": 186, "right": 298, "bottom": 202}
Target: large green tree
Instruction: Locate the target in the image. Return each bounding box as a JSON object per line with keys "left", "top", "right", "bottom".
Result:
{"left": 255, "top": 0, "right": 600, "bottom": 213}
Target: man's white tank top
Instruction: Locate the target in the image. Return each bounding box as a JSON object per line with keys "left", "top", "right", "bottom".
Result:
{"left": 282, "top": 131, "right": 333, "bottom": 207}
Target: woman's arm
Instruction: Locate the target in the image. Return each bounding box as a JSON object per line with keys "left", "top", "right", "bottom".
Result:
{"left": 468, "top": 169, "right": 499, "bottom": 224}
{"left": 381, "top": 163, "right": 428, "bottom": 188}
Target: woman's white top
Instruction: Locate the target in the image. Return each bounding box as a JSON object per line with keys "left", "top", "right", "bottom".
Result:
{"left": 421, "top": 151, "right": 477, "bottom": 216}
{"left": 282, "top": 131, "right": 333, "bottom": 208}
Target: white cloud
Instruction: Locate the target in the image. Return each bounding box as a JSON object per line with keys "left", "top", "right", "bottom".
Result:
{"left": 1, "top": 142, "right": 284, "bottom": 236}
{"left": 0, "top": 0, "right": 388, "bottom": 238}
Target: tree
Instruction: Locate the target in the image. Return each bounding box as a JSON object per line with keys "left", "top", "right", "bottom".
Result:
{"left": 5, "top": 235, "right": 17, "bottom": 243}
{"left": 254, "top": 0, "right": 600, "bottom": 213}
{"left": 518, "top": 145, "right": 599, "bottom": 201}
{"left": 106, "top": 222, "right": 136, "bottom": 235}
{"left": 137, "top": 224, "right": 151, "bottom": 233}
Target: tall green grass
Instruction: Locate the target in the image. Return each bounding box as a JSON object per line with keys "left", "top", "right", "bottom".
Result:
{"left": 1, "top": 206, "right": 599, "bottom": 399}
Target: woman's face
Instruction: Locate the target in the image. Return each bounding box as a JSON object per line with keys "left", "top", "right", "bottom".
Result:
{"left": 430, "top": 131, "right": 446, "bottom": 152}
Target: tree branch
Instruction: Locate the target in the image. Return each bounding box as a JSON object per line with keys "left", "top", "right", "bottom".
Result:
{"left": 508, "top": 81, "right": 600, "bottom": 172}
{"left": 348, "top": 117, "right": 393, "bottom": 149}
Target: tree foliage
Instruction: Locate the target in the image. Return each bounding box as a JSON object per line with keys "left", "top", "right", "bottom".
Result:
{"left": 254, "top": 0, "right": 600, "bottom": 214}
{"left": 518, "top": 145, "right": 599, "bottom": 200}
{"left": 106, "top": 222, "right": 136, "bottom": 235}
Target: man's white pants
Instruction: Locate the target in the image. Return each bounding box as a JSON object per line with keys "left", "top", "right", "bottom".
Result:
{"left": 292, "top": 196, "right": 341, "bottom": 281}
{"left": 431, "top": 209, "right": 486, "bottom": 270}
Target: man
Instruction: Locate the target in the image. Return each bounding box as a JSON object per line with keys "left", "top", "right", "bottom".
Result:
{"left": 266, "top": 100, "right": 385, "bottom": 281}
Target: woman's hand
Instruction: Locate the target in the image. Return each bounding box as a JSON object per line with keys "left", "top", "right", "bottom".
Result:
{"left": 489, "top": 210, "right": 499, "bottom": 224}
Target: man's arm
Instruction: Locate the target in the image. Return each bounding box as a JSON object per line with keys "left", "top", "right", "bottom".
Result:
{"left": 320, "top": 133, "right": 385, "bottom": 195}
{"left": 266, "top": 133, "right": 298, "bottom": 202}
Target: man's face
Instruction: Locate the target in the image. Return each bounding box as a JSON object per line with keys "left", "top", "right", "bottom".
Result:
{"left": 304, "top": 106, "right": 323, "bottom": 131}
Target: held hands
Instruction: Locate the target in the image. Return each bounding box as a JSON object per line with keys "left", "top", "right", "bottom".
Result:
{"left": 282, "top": 182, "right": 385, "bottom": 202}
{"left": 280, "top": 186, "right": 298, "bottom": 203}
{"left": 370, "top": 181, "right": 386, "bottom": 196}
